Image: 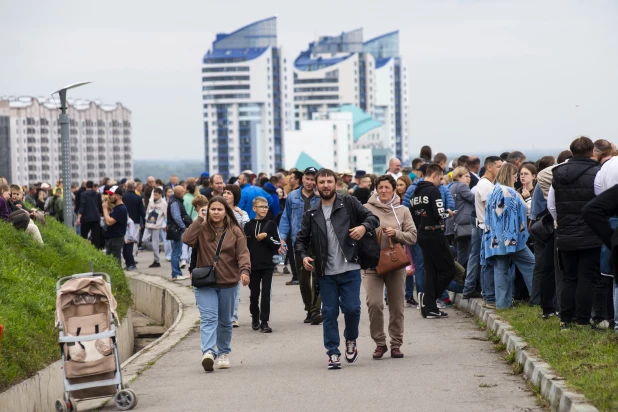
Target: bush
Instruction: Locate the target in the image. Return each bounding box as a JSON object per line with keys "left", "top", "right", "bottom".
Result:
{"left": 0, "top": 217, "right": 132, "bottom": 391}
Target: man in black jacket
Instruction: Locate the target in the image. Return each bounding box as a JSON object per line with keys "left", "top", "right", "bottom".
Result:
{"left": 76, "top": 181, "right": 103, "bottom": 248}
{"left": 123, "top": 181, "right": 145, "bottom": 262}
{"left": 411, "top": 164, "right": 455, "bottom": 319}
{"left": 548, "top": 136, "right": 601, "bottom": 328}
{"left": 296, "top": 168, "right": 379, "bottom": 370}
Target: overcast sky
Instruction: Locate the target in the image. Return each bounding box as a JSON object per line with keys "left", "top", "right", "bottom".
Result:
{"left": 1, "top": 0, "right": 617, "bottom": 161}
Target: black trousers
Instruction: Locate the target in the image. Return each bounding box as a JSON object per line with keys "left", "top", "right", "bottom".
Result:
{"left": 455, "top": 235, "right": 471, "bottom": 269}
{"left": 288, "top": 250, "right": 298, "bottom": 281}
{"left": 559, "top": 247, "right": 601, "bottom": 325}
{"left": 592, "top": 275, "right": 613, "bottom": 322}
{"left": 105, "top": 237, "right": 124, "bottom": 266}
{"left": 537, "top": 236, "right": 557, "bottom": 315}
{"left": 418, "top": 234, "right": 455, "bottom": 313}
{"left": 249, "top": 268, "right": 274, "bottom": 322}
{"left": 123, "top": 242, "right": 136, "bottom": 268}
{"left": 81, "top": 220, "right": 102, "bottom": 249}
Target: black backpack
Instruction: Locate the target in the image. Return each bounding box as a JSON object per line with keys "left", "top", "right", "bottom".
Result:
{"left": 342, "top": 196, "right": 380, "bottom": 270}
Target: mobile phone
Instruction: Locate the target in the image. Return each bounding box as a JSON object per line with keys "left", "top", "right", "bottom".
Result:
{"left": 201, "top": 208, "right": 208, "bottom": 215}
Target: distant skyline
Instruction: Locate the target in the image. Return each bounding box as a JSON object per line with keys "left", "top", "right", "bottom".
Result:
{"left": 1, "top": 0, "right": 617, "bottom": 161}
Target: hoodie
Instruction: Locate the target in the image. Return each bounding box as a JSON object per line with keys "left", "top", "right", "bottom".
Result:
{"left": 410, "top": 181, "right": 450, "bottom": 235}
{"left": 364, "top": 193, "right": 417, "bottom": 251}
{"left": 244, "top": 218, "right": 281, "bottom": 271}
{"left": 262, "top": 182, "right": 281, "bottom": 217}
{"left": 145, "top": 197, "right": 167, "bottom": 230}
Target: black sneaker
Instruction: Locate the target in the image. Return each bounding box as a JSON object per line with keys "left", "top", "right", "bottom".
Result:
{"left": 425, "top": 310, "right": 448, "bottom": 319}
{"left": 311, "top": 313, "right": 323, "bottom": 325}
{"left": 406, "top": 297, "right": 418, "bottom": 307}
{"left": 303, "top": 312, "right": 313, "bottom": 324}
{"left": 286, "top": 279, "right": 300, "bottom": 285}
{"left": 463, "top": 291, "right": 482, "bottom": 299}
{"left": 149, "top": 261, "right": 161, "bottom": 268}
{"left": 252, "top": 317, "right": 260, "bottom": 330}
{"left": 328, "top": 354, "right": 341, "bottom": 370}
{"left": 259, "top": 322, "right": 273, "bottom": 333}
{"left": 345, "top": 340, "right": 358, "bottom": 363}
{"left": 283, "top": 267, "right": 291, "bottom": 275}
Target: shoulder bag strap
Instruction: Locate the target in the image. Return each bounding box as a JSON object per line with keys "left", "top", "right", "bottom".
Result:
{"left": 213, "top": 229, "right": 227, "bottom": 266}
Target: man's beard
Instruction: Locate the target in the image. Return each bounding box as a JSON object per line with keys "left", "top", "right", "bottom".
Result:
{"left": 318, "top": 187, "right": 335, "bottom": 200}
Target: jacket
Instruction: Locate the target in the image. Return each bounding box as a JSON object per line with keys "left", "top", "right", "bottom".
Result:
{"left": 78, "top": 189, "right": 103, "bottom": 222}
{"left": 244, "top": 218, "right": 281, "bottom": 270}
{"left": 295, "top": 194, "right": 379, "bottom": 277}
{"left": 182, "top": 218, "right": 251, "bottom": 288}
{"left": 552, "top": 157, "right": 601, "bottom": 251}
{"left": 410, "top": 181, "right": 449, "bottom": 235}
{"left": 262, "top": 182, "right": 281, "bottom": 217}
{"left": 363, "top": 193, "right": 417, "bottom": 252}
{"left": 145, "top": 198, "right": 167, "bottom": 230}
{"left": 582, "top": 184, "right": 618, "bottom": 250}
{"left": 403, "top": 177, "right": 454, "bottom": 211}
{"left": 74, "top": 186, "right": 86, "bottom": 214}
{"left": 279, "top": 187, "right": 321, "bottom": 246}
{"left": 167, "top": 195, "right": 192, "bottom": 233}
{"left": 238, "top": 184, "right": 274, "bottom": 219}
{"left": 123, "top": 190, "right": 145, "bottom": 226}
{"left": 183, "top": 193, "right": 198, "bottom": 220}
{"left": 449, "top": 181, "right": 475, "bottom": 237}
{"left": 482, "top": 184, "right": 529, "bottom": 262}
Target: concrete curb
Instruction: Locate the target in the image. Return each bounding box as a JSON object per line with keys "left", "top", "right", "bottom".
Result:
{"left": 453, "top": 294, "right": 599, "bottom": 412}
{"left": 79, "top": 271, "right": 198, "bottom": 411}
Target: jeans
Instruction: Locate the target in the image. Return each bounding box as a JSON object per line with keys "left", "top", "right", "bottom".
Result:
{"left": 492, "top": 247, "right": 535, "bottom": 309}
{"left": 318, "top": 270, "right": 362, "bottom": 356}
{"left": 171, "top": 235, "right": 184, "bottom": 279}
{"left": 233, "top": 281, "right": 241, "bottom": 322}
{"left": 463, "top": 227, "right": 482, "bottom": 295}
{"left": 560, "top": 247, "right": 601, "bottom": 325}
{"left": 409, "top": 243, "right": 425, "bottom": 294}
{"left": 194, "top": 285, "right": 237, "bottom": 357}
{"left": 481, "top": 260, "right": 495, "bottom": 303}
{"left": 105, "top": 237, "right": 124, "bottom": 265}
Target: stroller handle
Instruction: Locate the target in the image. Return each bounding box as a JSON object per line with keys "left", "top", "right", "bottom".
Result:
{"left": 56, "top": 272, "right": 111, "bottom": 290}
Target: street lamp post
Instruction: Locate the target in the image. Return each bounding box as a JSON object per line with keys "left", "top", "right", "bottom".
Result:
{"left": 52, "top": 82, "right": 91, "bottom": 228}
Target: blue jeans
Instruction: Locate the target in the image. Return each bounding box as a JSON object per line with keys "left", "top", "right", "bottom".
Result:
{"left": 614, "top": 279, "right": 618, "bottom": 332}
{"left": 194, "top": 285, "right": 238, "bottom": 357}
{"left": 171, "top": 235, "right": 184, "bottom": 279}
{"left": 233, "top": 281, "right": 241, "bottom": 322}
{"left": 318, "top": 270, "right": 362, "bottom": 356}
{"left": 481, "top": 260, "right": 495, "bottom": 303}
{"left": 447, "top": 280, "right": 463, "bottom": 294}
{"left": 409, "top": 244, "right": 425, "bottom": 294}
{"left": 463, "top": 227, "right": 482, "bottom": 295}
{"left": 492, "top": 247, "right": 535, "bottom": 309}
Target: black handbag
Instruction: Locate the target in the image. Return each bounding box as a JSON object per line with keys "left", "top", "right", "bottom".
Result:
{"left": 529, "top": 212, "right": 554, "bottom": 244}
{"left": 342, "top": 196, "right": 380, "bottom": 270}
{"left": 191, "top": 229, "right": 227, "bottom": 288}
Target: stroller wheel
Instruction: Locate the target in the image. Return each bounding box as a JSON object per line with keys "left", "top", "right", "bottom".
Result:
{"left": 113, "top": 389, "right": 138, "bottom": 410}
{"left": 68, "top": 396, "right": 78, "bottom": 412}
{"left": 55, "top": 399, "right": 68, "bottom": 412}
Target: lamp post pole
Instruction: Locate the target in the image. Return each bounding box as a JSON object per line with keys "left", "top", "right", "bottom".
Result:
{"left": 53, "top": 81, "right": 91, "bottom": 229}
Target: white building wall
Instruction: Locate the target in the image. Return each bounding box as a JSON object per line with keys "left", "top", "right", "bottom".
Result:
{"left": 351, "top": 148, "right": 373, "bottom": 173}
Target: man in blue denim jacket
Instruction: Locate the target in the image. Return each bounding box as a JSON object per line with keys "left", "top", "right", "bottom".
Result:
{"left": 279, "top": 167, "right": 322, "bottom": 324}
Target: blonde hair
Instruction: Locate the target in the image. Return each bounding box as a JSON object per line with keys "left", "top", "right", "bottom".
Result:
{"left": 495, "top": 163, "right": 518, "bottom": 188}
{"left": 253, "top": 196, "right": 268, "bottom": 206}
{"left": 452, "top": 167, "right": 470, "bottom": 182}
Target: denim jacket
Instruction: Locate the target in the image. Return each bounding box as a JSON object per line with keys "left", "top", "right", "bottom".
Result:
{"left": 279, "top": 188, "right": 320, "bottom": 246}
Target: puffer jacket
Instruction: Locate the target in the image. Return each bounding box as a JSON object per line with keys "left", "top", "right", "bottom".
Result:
{"left": 552, "top": 157, "right": 601, "bottom": 251}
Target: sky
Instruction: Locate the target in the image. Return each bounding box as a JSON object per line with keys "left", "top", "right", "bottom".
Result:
{"left": 1, "top": 0, "right": 617, "bottom": 161}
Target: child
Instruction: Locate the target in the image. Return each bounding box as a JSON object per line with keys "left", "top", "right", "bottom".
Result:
{"left": 243, "top": 196, "right": 281, "bottom": 333}
{"left": 124, "top": 216, "right": 138, "bottom": 271}
{"left": 143, "top": 187, "right": 167, "bottom": 268}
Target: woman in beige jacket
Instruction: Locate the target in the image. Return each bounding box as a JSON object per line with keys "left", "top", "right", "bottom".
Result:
{"left": 363, "top": 175, "right": 417, "bottom": 359}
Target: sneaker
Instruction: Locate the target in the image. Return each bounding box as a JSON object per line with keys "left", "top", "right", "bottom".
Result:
{"left": 385, "top": 298, "right": 389, "bottom": 306}
{"left": 165, "top": 258, "right": 171, "bottom": 262}
{"left": 373, "top": 345, "right": 388, "bottom": 359}
{"left": 591, "top": 319, "right": 611, "bottom": 330}
{"left": 328, "top": 354, "right": 341, "bottom": 370}
{"left": 217, "top": 354, "right": 230, "bottom": 369}
{"left": 390, "top": 347, "right": 404, "bottom": 358}
{"left": 542, "top": 312, "right": 557, "bottom": 320}
{"left": 286, "top": 279, "right": 300, "bottom": 286}
{"left": 180, "top": 260, "right": 187, "bottom": 269}
{"left": 436, "top": 300, "right": 447, "bottom": 309}
{"left": 149, "top": 261, "right": 161, "bottom": 268}
{"left": 201, "top": 352, "right": 214, "bottom": 372}
{"left": 125, "top": 266, "right": 137, "bottom": 271}
{"left": 303, "top": 312, "right": 313, "bottom": 324}
{"left": 232, "top": 320, "right": 239, "bottom": 328}
{"left": 283, "top": 266, "right": 291, "bottom": 275}
{"left": 311, "top": 313, "right": 323, "bottom": 325}
{"left": 443, "top": 298, "right": 454, "bottom": 308}
{"left": 406, "top": 297, "right": 418, "bottom": 307}
{"left": 482, "top": 302, "right": 496, "bottom": 309}
{"left": 425, "top": 310, "right": 449, "bottom": 319}
{"left": 344, "top": 340, "right": 358, "bottom": 363}
{"left": 175, "top": 275, "right": 189, "bottom": 281}
{"left": 252, "top": 317, "right": 260, "bottom": 330}
{"left": 463, "top": 291, "right": 482, "bottom": 299}
{"left": 259, "top": 322, "right": 272, "bottom": 333}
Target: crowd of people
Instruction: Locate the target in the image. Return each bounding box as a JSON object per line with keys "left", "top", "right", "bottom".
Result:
{"left": 2, "top": 136, "right": 617, "bottom": 372}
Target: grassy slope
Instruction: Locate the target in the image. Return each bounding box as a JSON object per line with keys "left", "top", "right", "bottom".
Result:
{"left": 0, "top": 218, "right": 132, "bottom": 391}
{"left": 498, "top": 304, "right": 618, "bottom": 411}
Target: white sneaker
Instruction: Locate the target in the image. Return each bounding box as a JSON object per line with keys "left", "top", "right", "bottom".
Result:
{"left": 201, "top": 352, "right": 214, "bottom": 372}
{"left": 217, "top": 354, "right": 230, "bottom": 369}
{"left": 175, "top": 275, "right": 189, "bottom": 281}
{"left": 232, "top": 320, "right": 239, "bottom": 328}
{"left": 180, "top": 260, "right": 187, "bottom": 268}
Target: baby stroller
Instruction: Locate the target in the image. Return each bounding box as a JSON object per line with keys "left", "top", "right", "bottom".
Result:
{"left": 55, "top": 272, "right": 138, "bottom": 411}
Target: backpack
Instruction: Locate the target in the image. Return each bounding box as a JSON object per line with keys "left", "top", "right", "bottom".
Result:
{"left": 342, "top": 196, "right": 380, "bottom": 270}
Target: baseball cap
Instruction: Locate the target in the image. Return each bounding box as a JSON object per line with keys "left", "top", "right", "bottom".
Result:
{"left": 41, "top": 183, "right": 51, "bottom": 189}
{"left": 354, "top": 170, "right": 366, "bottom": 179}
{"left": 105, "top": 185, "right": 123, "bottom": 195}
{"left": 342, "top": 169, "right": 354, "bottom": 177}
{"left": 120, "top": 178, "right": 128, "bottom": 185}
{"left": 200, "top": 171, "right": 210, "bottom": 178}
{"left": 304, "top": 167, "right": 318, "bottom": 175}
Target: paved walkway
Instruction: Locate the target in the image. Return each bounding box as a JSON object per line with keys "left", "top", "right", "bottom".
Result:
{"left": 105, "top": 249, "right": 541, "bottom": 412}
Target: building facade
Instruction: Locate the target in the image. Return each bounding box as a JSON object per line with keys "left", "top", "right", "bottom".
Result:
{"left": 1, "top": 96, "right": 132, "bottom": 186}
{"left": 202, "top": 16, "right": 292, "bottom": 178}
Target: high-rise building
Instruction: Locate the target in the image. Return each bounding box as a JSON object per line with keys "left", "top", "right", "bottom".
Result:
{"left": 202, "top": 16, "right": 292, "bottom": 178}
{"left": 0, "top": 96, "right": 132, "bottom": 186}
{"left": 293, "top": 28, "right": 377, "bottom": 128}
{"left": 363, "top": 31, "right": 409, "bottom": 162}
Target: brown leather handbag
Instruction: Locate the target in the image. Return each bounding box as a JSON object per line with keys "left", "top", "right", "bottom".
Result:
{"left": 375, "top": 230, "right": 410, "bottom": 276}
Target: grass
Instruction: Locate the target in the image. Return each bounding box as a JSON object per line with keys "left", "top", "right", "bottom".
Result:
{"left": 498, "top": 304, "right": 618, "bottom": 411}
{"left": 0, "top": 217, "right": 132, "bottom": 391}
